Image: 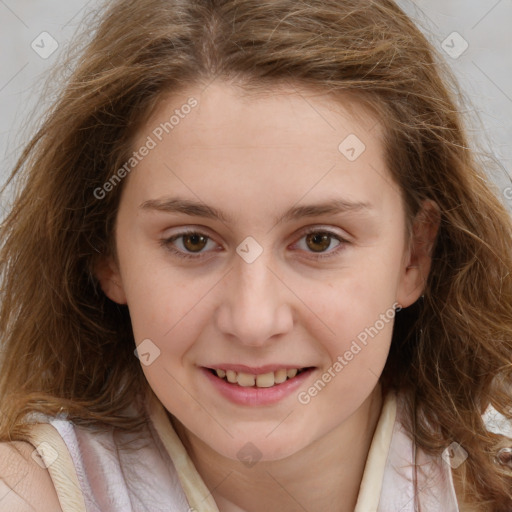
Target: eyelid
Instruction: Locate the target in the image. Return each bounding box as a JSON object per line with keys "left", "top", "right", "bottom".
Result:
{"left": 298, "top": 225, "right": 350, "bottom": 240}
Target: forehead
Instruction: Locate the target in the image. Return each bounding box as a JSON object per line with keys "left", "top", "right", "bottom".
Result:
{"left": 124, "top": 80, "right": 399, "bottom": 222}
{"left": 138, "top": 80, "right": 382, "bottom": 150}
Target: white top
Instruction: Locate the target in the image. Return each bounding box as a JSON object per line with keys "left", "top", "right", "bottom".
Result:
{"left": 23, "top": 389, "right": 462, "bottom": 511}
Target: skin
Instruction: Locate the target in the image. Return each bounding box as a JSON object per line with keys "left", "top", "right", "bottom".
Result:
{"left": 97, "top": 79, "right": 439, "bottom": 512}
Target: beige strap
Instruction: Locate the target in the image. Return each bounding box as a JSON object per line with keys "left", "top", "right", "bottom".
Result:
{"left": 148, "top": 395, "right": 220, "bottom": 512}
{"left": 24, "top": 422, "right": 87, "bottom": 512}
{"left": 354, "top": 391, "right": 397, "bottom": 512}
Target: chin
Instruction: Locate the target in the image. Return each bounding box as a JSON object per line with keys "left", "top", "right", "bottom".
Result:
{"left": 215, "top": 432, "right": 311, "bottom": 464}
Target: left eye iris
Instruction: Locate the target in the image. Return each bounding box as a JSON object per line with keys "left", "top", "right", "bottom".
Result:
{"left": 181, "top": 233, "right": 209, "bottom": 252}
{"left": 305, "top": 232, "right": 333, "bottom": 252}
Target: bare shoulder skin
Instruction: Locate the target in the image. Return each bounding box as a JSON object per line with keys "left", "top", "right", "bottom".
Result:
{"left": 0, "top": 441, "right": 62, "bottom": 512}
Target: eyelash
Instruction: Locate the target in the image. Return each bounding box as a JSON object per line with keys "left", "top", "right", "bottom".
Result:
{"left": 160, "top": 227, "right": 349, "bottom": 261}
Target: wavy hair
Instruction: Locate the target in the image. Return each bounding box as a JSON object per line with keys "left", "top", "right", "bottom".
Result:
{"left": 1, "top": 0, "right": 511, "bottom": 508}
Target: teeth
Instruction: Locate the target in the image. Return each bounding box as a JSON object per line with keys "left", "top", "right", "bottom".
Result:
{"left": 286, "top": 369, "right": 297, "bottom": 379}
{"left": 212, "top": 368, "right": 305, "bottom": 388}
{"left": 274, "top": 369, "right": 287, "bottom": 384}
{"left": 237, "top": 372, "right": 256, "bottom": 387}
{"left": 256, "top": 372, "right": 275, "bottom": 388}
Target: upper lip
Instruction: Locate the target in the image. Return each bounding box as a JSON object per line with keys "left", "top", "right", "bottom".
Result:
{"left": 204, "top": 364, "right": 312, "bottom": 374}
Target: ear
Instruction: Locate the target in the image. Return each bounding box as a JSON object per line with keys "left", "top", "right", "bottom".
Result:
{"left": 396, "top": 199, "right": 440, "bottom": 308}
{"left": 94, "top": 255, "right": 127, "bottom": 305}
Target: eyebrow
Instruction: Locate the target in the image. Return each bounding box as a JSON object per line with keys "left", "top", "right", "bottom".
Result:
{"left": 139, "top": 196, "right": 372, "bottom": 226}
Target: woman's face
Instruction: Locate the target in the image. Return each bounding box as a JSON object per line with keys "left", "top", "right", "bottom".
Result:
{"left": 98, "top": 80, "right": 432, "bottom": 461}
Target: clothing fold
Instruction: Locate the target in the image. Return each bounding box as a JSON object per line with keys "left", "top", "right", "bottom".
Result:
{"left": 24, "top": 389, "right": 460, "bottom": 512}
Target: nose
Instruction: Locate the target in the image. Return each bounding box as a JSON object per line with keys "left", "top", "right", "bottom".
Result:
{"left": 214, "top": 250, "right": 294, "bottom": 347}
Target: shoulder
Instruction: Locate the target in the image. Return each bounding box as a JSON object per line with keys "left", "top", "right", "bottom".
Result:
{"left": 0, "top": 440, "right": 62, "bottom": 512}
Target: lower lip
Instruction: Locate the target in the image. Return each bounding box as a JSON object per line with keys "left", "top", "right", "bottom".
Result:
{"left": 201, "top": 367, "right": 315, "bottom": 406}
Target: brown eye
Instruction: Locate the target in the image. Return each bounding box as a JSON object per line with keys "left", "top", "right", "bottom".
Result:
{"left": 162, "top": 231, "right": 217, "bottom": 260}
{"left": 292, "top": 228, "right": 347, "bottom": 260}
{"left": 182, "top": 233, "right": 209, "bottom": 252}
{"left": 305, "top": 232, "right": 333, "bottom": 252}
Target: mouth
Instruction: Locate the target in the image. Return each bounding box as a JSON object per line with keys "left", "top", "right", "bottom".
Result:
{"left": 205, "top": 367, "right": 314, "bottom": 388}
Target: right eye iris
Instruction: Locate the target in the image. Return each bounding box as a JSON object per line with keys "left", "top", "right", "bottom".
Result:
{"left": 182, "top": 234, "right": 209, "bottom": 252}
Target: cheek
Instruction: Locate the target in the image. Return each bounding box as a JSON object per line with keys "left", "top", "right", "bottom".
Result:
{"left": 310, "top": 263, "right": 401, "bottom": 348}
{"left": 126, "top": 274, "right": 209, "bottom": 348}
{"left": 116, "top": 243, "right": 190, "bottom": 341}
{"left": 127, "top": 271, "right": 213, "bottom": 406}
{"left": 296, "top": 273, "right": 397, "bottom": 418}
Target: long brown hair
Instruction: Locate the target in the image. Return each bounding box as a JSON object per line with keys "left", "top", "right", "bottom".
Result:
{"left": 1, "top": 0, "right": 511, "bottom": 508}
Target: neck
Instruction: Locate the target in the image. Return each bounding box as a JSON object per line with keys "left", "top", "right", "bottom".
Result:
{"left": 171, "top": 383, "right": 384, "bottom": 512}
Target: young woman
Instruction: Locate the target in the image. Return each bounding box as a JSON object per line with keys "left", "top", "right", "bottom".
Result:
{"left": 1, "top": 0, "right": 511, "bottom": 510}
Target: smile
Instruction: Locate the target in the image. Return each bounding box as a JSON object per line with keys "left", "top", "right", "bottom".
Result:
{"left": 207, "top": 367, "right": 311, "bottom": 388}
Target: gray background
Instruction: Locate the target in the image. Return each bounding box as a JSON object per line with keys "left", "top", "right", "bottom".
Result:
{"left": 1, "top": 0, "right": 511, "bottom": 213}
